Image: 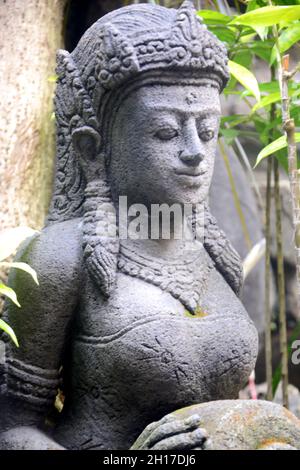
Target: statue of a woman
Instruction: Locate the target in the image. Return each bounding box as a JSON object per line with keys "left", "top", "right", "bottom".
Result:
{"left": 1, "top": 0, "right": 299, "bottom": 450}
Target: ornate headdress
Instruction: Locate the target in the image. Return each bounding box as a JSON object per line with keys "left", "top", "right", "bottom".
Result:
{"left": 47, "top": 1, "right": 242, "bottom": 299}
{"left": 48, "top": 0, "right": 228, "bottom": 224}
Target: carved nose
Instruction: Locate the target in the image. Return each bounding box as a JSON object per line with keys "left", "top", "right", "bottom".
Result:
{"left": 179, "top": 149, "right": 203, "bottom": 167}
{"left": 179, "top": 119, "right": 204, "bottom": 167}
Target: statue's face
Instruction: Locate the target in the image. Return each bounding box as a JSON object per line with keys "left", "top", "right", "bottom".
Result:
{"left": 109, "top": 84, "right": 221, "bottom": 208}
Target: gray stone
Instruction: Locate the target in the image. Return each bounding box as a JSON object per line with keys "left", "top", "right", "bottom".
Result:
{"left": 0, "top": 426, "right": 64, "bottom": 451}
{"left": 132, "top": 400, "right": 300, "bottom": 450}
{"left": 0, "top": 0, "right": 298, "bottom": 451}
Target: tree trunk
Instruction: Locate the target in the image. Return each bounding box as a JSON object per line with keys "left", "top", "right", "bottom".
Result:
{"left": 0, "top": 0, "right": 67, "bottom": 231}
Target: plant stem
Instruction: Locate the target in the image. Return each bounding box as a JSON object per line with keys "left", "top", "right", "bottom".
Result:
{"left": 276, "top": 52, "right": 300, "bottom": 409}
{"left": 264, "top": 63, "right": 277, "bottom": 401}
{"left": 281, "top": 56, "right": 300, "bottom": 311}
{"left": 265, "top": 139, "right": 273, "bottom": 402}
{"left": 285, "top": 62, "right": 300, "bottom": 80}
{"left": 268, "top": 0, "right": 290, "bottom": 408}
{"left": 274, "top": 157, "right": 289, "bottom": 408}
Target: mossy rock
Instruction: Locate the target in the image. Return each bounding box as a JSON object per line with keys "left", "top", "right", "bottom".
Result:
{"left": 172, "top": 399, "right": 300, "bottom": 450}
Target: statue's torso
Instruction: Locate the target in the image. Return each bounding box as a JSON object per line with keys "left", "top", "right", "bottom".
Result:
{"left": 55, "top": 237, "right": 258, "bottom": 450}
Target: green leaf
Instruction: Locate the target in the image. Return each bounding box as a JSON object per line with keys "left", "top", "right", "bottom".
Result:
{"left": 276, "top": 147, "right": 289, "bottom": 173}
{"left": 197, "top": 10, "right": 231, "bottom": 24}
{"left": 221, "top": 114, "right": 248, "bottom": 125}
{"left": 221, "top": 114, "right": 250, "bottom": 128}
{"left": 253, "top": 118, "right": 271, "bottom": 146}
{"left": 254, "top": 133, "right": 300, "bottom": 167}
{"left": 219, "top": 128, "right": 240, "bottom": 144}
{"left": 0, "top": 283, "right": 21, "bottom": 307}
{"left": 259, "top": 81, "right": 280, "bottom": 94}
{"left": 252, "top": 87, "right": 300, "bottom": 112}
{"left": 246, "top": 0, "right": 264, "bottom": 12}
{"left": 252, "top": 92, "right": 281, "bottom": 112}
{"left": 230, "top": 6, "right": 300, "bottom": 28}
{"left": 270, "top": 23, "right": 300, "bottom": 64}
{"left": 208, "top": 26, "right": 237, "bottom": 45}
{"left": 0, "top": 227, "right": 38, "bottom": 261}
{"left": 241, "top": 38, "right": 274, "bottom": 56}
{"left": 239, "top": 32, "right": 257, "bottom": 43}
{"left": 242, "top": 80, "right": 300, "bottom": 96}
{"left": 255, "top": 26, "right": 269, "bottom": 41}
{"left": 251, "top": 42, "right": 273, "bottom": 61}
{"left": 231, "top": 50, "right": 253, "bottom": 69}
{"left": 0, "top": 319, "right": 19, "bottom": 347}
{"left": 228, "top": 60, "right": 261, "bottom": 102}
{"left": 0, "top": 262, "right": 39, "bottom": 285}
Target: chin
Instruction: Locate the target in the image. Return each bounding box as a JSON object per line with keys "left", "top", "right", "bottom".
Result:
{"left": 146, "top": 182, "right": 209, "bottom": 206}
{"left": 171, "top": 187, "right": 209, "bottom": 206}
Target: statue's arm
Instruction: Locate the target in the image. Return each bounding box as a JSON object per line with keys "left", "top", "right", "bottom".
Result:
{"left": 0, "top": 219, "right": 82, "bottom": 448}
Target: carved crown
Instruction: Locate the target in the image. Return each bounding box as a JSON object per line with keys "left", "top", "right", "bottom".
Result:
{"left": 91, "top": 0, "right": 229, "bottom": 97}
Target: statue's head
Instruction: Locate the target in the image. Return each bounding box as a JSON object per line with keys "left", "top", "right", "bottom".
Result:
{"left": 109, "top": 81, "right": 221, "bottom": 209}
{"left": 49, "top": 0, "right": 229, "bottom": 221}
{"left": 48, "top": 1, "right": 239, "bottom": 299}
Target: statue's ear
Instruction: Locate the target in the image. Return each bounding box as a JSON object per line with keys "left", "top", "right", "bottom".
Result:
{"left": 72, "top": 126, "right": 101, "bottom": 161}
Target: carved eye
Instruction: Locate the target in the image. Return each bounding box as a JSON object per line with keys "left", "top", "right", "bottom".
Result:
{"left": 155, "top": 128, "right": 178, "bottom": 141}
{"left": 198, "top": 129, "right": 215, "bottom": 142}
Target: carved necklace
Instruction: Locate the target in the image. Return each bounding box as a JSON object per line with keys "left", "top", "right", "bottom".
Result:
{"left": 117, "top": 240, "right": 214, "bottom": 314}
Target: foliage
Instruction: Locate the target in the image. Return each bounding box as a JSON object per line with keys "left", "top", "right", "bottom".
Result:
{"left": 198, "top": 0, "right": 300, "bottom": 172}
{"left": 0, "top": 227, "right": 39, "bottom": 347}
{"left": 200, "top": 0, "right": 300, "bottom": 402}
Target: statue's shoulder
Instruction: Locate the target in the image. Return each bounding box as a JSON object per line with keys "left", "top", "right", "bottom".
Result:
{"left": 15, "top": 217, "right": 83, "bottom": 287}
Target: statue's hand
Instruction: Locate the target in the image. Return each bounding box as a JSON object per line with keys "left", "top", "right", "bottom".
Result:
{"left": 130, "top": 413, "right": 209, "bottom": 450}
{"left": 0, "top": 426, "right": 65, "bottom": 450}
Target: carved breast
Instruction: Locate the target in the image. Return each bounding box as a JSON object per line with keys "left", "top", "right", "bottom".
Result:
{"left": 67, "top": 253, "right": 258, "bottom": 430}
{"left": 55, "top": 248, "right": 258, "bottom": 449}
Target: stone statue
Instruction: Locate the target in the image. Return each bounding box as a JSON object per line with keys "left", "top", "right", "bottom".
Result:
{"left": 1, "top": 0, "right": 299, "bottom": 450}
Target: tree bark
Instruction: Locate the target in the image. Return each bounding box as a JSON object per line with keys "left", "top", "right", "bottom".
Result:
{"left": 0, "top": 0, "right": 67, "bottom": 231}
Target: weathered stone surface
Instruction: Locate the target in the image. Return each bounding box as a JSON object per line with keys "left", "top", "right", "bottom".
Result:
{"left": 0, "top": 426, "right": 64, "bottom": 451}
{"left": 131, "top": 400, "right": 300, "bottom": 450}
{"left": 241, "top": 382, "right": 300, "bottom": 419}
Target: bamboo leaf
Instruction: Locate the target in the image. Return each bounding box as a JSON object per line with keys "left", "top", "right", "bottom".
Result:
{"left": 0, "top": 284, "right": 21, "bottom": 307}
{"left": 0, "top": 227, "right": 38, "bottom": 261}
{"left": 0, "top": 319, "right": 19, "bottom": 347}
{"left": 0, "top": 262, "right": 39, "bottom": 285}
{"left": 239, "top": 32, "right": 256, "bottom": 43}
{"left": 250, "top": 41, "right": 273, "bottom": 62}
{"left": 197, "top": 10, "right": 231, "bottom": 24}
{"left": 255, "top": 26, "right": 269, "bottom": 41}
{"left": 230, "top": 6, "right": 300, "bottom": 28}
{"left": 254, "top": 133, "right": 300, "bottom": 167}
{"left": 228, "top": 60, "right": 260, "bottom": 102}
{"left": 208, "top": 26, "right": 237, "bottom": 45}
{"left": 252, "top": 87, "right": 300, "bottom": 112}
{"left": 252, "top": 92, "right": 281, "bottom": 112}
{"left": 270, "top": 23, "right": 300, "bottom": 64}
{"left": 219, "top": 128, "right": 240, "bottom": 144}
